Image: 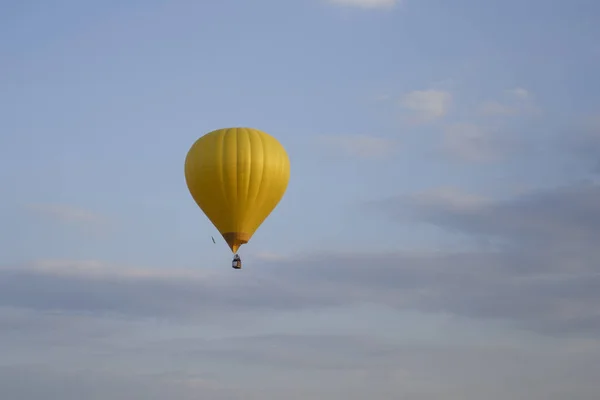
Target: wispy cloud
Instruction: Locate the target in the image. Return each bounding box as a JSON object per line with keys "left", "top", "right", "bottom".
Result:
{"left": 479, "top": 87, "right": 539, "bottom": 116}
{"left": 2, "top": 324, "right": 599, "bottom": 399}
{"left": 400, "top": 183, "right": 600, "bottom": 253}
{"left": 370, "top": 183, "right": 600, "bottom": 335}
{"left": 408, "top": 187, "right": 491, "bottom": 212}
{"left": 318, "top": 134, "right": 398, "bottom": 159}
{"left": 25, "top": 203, "right": 109, "bottom": 227}
{"left": 2, "top": 179, "right": 600, "bottom": 398}
{"left": 252, "top": 251, "right": 289, "bottom": 262}
{"left": 26, "top": 259, "right": 212, "bottom": 281}
{"left": 441, "top": 123, "right": 511, "bottom": 163}
{"left": 507, "top": 87, "right": 530, "bottom": 100}
{"left": 5, "top": 181, "right": 600, "bottom": 339}
{"left": 327, "top": 0, "right": 400, "bottom": 9}
{"left": 479, "top": 101, "right": 521, "bottom": 116}
{"left": 400, "top": 89, "right": 452, "bottom": 123}
{"left": 566, "top": 113, "right": 600, "bottom": 174}
{"left": 0, "top": 365, "right": 232, "bottom": 400}
{"left": 393, "top": 86, "right": 534, "bottom": 162}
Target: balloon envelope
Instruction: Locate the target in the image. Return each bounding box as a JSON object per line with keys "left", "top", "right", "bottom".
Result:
{"left": 184, "top": 127, "right": 290, "bottom": 253}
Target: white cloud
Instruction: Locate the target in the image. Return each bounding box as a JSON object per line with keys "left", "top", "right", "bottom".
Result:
{"left": 327, "top": 0, "right": 400, "bottom": 9}
{"left": 401, "top": 89, "right": 452, "bottom": 123}
{"left": 319, "top": 134, "right": 397, "bottom": 159}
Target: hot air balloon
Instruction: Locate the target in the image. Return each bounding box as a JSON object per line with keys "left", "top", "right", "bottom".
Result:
{"left": 184, "top": 127, "right": 290, "bottom": 269}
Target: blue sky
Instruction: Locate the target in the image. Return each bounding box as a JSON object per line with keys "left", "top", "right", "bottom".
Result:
{"left": 1, "top": 0, "right": 600, "bottom": 398}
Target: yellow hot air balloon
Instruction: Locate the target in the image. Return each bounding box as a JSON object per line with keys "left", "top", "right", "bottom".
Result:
{"left": 184, "top": 127, "right": 290, "bottom": 268}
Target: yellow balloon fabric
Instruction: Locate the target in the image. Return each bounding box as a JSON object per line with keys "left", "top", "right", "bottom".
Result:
{"left": 184, "top": 127, "right": 290, "bottom": 253}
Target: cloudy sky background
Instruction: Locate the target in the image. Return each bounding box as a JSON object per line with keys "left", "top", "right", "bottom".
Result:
{"left": 2, "top": 0, "right": 600, "bottom": 398}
